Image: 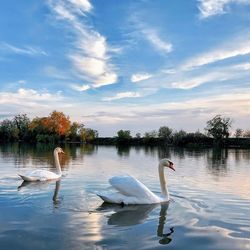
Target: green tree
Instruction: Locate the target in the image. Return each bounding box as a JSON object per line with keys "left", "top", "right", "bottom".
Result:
{"left": 135, "top": 132, "right": 141, "bottom": 138}
{"left": 79, "top": 124, "right": 98, "bottom": 143}
{"left": 68, "top": 122, "right": 81, "bottom": 141}
{"left": 205, "top": 115, "right": 232, "bottom": 141}
{"left": 144, "top": 130, "right": 158, "bottom": 138}
{"left": 0, "top": 119, "right": 19, "bottom": 141}
{"left": 29, "top": 117, "right": 50, "bottom": 138}
{"left": 13, "top": 114, "right": 30, "bottom": 140}
{"left": 158, "top": 126, "right": 173, "bottom": 141}
{"left": 243, "top": 130, "right": 250, "bottom": 138}
{"left": 235, "top": 128, "right": 243, "bottom": 138}
{"left": 172, "top": 130, "right": 187, "bottom": 146}
{"left": 117, "top": 130, "right": 132, "bottom": 139}
{"left": 85, "top": 128, "right": 98, "bottom": 142}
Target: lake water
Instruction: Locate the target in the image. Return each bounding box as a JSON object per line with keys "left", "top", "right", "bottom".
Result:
{"left": 0, "top": 143, "right": 250, "bottom": 250}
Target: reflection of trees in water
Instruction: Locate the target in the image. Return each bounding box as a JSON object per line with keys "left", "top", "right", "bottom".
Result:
{"left": 143, "top": 146, "right": 158, "bottom": 158}
{"left": 234, "top": 149, "right": 242, "bottom": 163}
{"left": 0, "top": 143, "right": 96, "bottom": 170}
{"left": 157, "top": 146, "right": 208, "bottom": 160}
{"left": 234, "top": 149, "right": 250, "bottom": 162}
{"left": 183, "top": 147, "right": 209, "bottom": 158}
{"left": 134, "top": 146, "right": 143, "bottom": 155}
{"left": 65, "top": 144, "right": 97, "bottom": 161}
{"left": 97, "top": 202, "right": 174, "bottom": 246}
{"left": 157, "top": 146, "right": 171, "bottom": 160}
{"left": 172, "top": 147, "right": 185, "bottom": 159}
{"left": 206, "top": 148, "right": 228, "bottom": 175}
{"left": 116, "top": 145, "right": 130, "bottom": 157}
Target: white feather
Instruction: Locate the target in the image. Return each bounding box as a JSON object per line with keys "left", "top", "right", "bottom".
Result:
{"left": 18, "top": 147, "right": 64, "bottom": 182}
{"left": 97, "top": 159, "right": 174, "bottom": 205}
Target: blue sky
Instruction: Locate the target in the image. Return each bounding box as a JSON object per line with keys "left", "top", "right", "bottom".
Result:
{"left": 0, "top": 0, "right": 250, "bottom": 136}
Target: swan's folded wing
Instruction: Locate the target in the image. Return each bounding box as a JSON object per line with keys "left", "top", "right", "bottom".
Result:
{"left": 109, "top": 175, "right": 155, "bottom": 199}
{"left": 28, "top": 170, "right": 59, "bottom": 181}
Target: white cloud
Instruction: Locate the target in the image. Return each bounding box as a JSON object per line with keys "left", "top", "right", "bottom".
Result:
{"left": 71, "top": 56, "right": 105, "bottom": 77}
{"left": 142, "top": 29, "right": 173, "bottom": 54}
{"left": 69, "top": 0, "right": 92, "bottom": 13}
{"left": 129, "top": 56, "right": 250, "bottom": 92}
{"left": 171, "top": 72, "right": 228, "bottom": 89}
{"left": 92, "top": 72, "right": 118, "bottom": 88}
{"left": 53, "top": 3, "right": 76, "bottom": 21}
{"left": 131, "top": 73, "right": 153, "bottom": 82}
{"left": 232, "top": 62, "right": 250, "bottom": 70}
{"left": 102, "top": 91, "right": 141, "bottom": 101}
{"left": 1, "top": 42, "right": 47, "bottom": 56}
{"left": 0, "top": 88, "right": 78, "bottom": 121}
{"left": 181, "top": 36, "right": 250, "bottom": 70}
{"left": 18, "top": 80, "right": 26, "bottom": 84}
{"left": 74, "top": 88, "right": 250, "bottom": 136}
{"left": 0, "top": 88, "right": 63, "bottom": 107}
{"left": 77, "top": 34, "right": 107, "bottom": 59}
{"left": 48, "top": 0, "right": 118, "bottom": 88}
{"left": 71, "top": 84, "right": 90, "bottom": 91}
{"left": 198, "top": 0, "right": 250, "bottom": 18}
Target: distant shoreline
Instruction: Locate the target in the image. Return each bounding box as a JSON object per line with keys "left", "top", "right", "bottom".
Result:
{"left": 1, "top": 137, "right": 250, "bottom": 149}
{"left": 92, "top": 137, "right": 250, "bottom": 148}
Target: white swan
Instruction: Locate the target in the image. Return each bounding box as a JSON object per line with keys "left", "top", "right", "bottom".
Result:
{"left": 97, "top": 158, "right": 175, "bottom": 205}
{"left": 18, "top": 147, "right": 65, "bottom": 182}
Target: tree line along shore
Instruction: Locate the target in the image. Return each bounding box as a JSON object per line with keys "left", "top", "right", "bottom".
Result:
{"left": 0, "top": 111, "right": 250, "bottom": 148}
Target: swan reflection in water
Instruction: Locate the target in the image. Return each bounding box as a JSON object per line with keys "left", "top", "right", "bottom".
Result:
{"left": 98, "top": 202, "right": 174, "bottom": 245}
{"left": 52, "top": 180, "right": 61, "bottom": 207}
{"left": 17, "top": 179, "right": 62, "bottom": 208}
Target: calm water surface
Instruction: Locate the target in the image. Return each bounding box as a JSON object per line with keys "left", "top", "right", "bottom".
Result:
{"left": 0, "top": 143, "right": 250, "bottom": 250}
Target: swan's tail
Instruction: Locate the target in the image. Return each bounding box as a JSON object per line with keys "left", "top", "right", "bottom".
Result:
{"left": 18, "top": 174, "right": 34, "bottom": 182}
{"left": 97, "top": 193, "right": 112, "bottom": 203}
{"left": 96, "top": 192, "right": 125, "bottom": 204}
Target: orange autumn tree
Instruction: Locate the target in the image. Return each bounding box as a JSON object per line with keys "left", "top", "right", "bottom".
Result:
{"left": 29, "top": 117, "right": 53, "bottom": 136}
{"left": 46, "top": 111, "right": 71, "bottom": 137}
{"left": 29, "top": 111, "right": 71, "bottom": 142}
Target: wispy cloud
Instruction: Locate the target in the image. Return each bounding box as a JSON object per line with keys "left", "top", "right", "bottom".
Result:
{"left": 198, "top": 0, "right": 250, "bottom": 18}
{"left": 18, "top": 80, "right": 26, "bottom": 84}
{"left": 131, "top": 72, "right": 153, "bottom": 82}
{"left": 102, "top": 91, "right": 141, "bottom": 101}
{"left": 232, "top": 62, "right": 250, "bottom": 70}
{"left": 171, "top": 72, "right": 227, "bottom": 89}
{"left": 128, "top": 13, "right": 173, "bottom": 55}
{"left": 142, "top": 29, "right": 173, "bottom": 54}
{"left": 84, "top": 89, "right": 250, "bottom": 123}
{"left": 69, "top": 0, "right": 92, "bottom": 13}
{"left": 48, "top": 0, "right": 118, "bottom": 88}
{"left": 1, "top": 42, "right": 47, "bottom": 56}
{"left": 71, "top": 83, "right": 90, "bottom": 91}
{"left": 74, "top": 87, "right": 250, "bottom": 136}
{"left": 181, "top": 35, "right": 250, "bottom": 70}
{"left": 43, "top": 66, "right": 73, "bottom": 80}
{"left": 132, "top": 57, "right": 250, "bottom": 91}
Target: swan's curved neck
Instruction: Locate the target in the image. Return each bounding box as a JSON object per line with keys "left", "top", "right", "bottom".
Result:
{"left": 54, "top": 151, "right": 62, "bottom": 176}
{"left": 158, "top": 163, "right": 169, "bottom": 199}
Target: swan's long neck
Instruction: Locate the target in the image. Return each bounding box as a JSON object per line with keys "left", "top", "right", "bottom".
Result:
{"left": 54, "top": 151, "right": 62, "bottom": 176}
{"left": 158, "top": 163, "right": 169, "bottom": 199}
